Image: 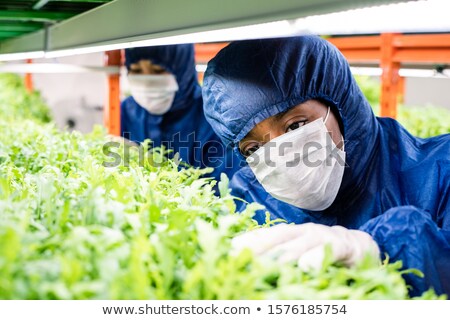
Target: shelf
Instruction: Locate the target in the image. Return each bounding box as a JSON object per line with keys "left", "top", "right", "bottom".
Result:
{"left": 0, "top": 0, "right": 399, "bottom": 56}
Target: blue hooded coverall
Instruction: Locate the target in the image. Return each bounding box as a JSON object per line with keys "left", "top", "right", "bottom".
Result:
{"left": 202, "top": 36, "right": 450, "bottom": 297}
{"left": 121, "top": 44, "right": 240, "bottom": 182}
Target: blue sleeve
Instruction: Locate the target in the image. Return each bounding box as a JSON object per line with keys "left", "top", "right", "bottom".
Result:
{"left": 199, "top": 138, "right": 241, "bottom": 182}
{"left": 120, "top": 97, "right": 141, "bottom": 142}
{"left": 120, "top": 99, "right": 128, "bottom": 137}
{"left": 229, "top": 169, "right": 250, "bottom": 213}
{"left": 360, "top": 206, "right": 450, "bottom": 297}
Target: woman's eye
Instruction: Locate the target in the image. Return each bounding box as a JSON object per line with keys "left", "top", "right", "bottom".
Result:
{"left": 244, "top": 145, "right": 260, "bottom": 157}
{"left": 286, "top": 121, "right": 306, "bottom": 132}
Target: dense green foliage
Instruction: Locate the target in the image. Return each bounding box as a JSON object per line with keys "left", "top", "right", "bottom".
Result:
{"left": 0, "top": 74, "right": 443, "bottom": 299}
{"left": 354, "top": 75, "right": 382, "bottom": 107}
{"left": 355, "top": 75, "right": 450, "bottom": 137}
{"left": 0, "top": 73, "right": 52, "bottom": 123}
{"left": 398, "top": 105, "right": 450, "bottom": 137}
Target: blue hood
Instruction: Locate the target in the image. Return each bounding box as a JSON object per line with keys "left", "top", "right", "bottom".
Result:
{"left": 202, "top": 36, "right": 379, "bottom": 210}
{"left": 125, "top": 44, "right": 201, "bottom": 113}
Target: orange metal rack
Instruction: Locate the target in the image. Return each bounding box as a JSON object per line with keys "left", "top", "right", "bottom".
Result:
{"left": 194, "top": 33, "right": 450, "bottom": 119}
{"left": 328, "top": 33, "right": 450, "bottom": 118}
{"left": 104, "top": 50, "right": 122, "bottom": 136}
{"left": 24, "top": 59, "right": 33, "bottom": 93}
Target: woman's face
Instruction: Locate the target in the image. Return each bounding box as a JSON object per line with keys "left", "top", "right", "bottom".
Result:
{"left": 239, "top": 99, "right": 343, "bottom": 157}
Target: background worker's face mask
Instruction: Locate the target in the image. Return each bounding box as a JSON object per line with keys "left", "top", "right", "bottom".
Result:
{"left": 246, "top": 108, "right": 346, "bottom": 211}
{"left": 128, "top": 74, "right": 179, "bottom": 115}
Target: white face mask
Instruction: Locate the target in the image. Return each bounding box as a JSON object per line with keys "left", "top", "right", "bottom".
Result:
{"left": 128, "top": 74, "right": 179, "bottom": 115}
{"left": 246, "top": 108, "right": 346, "bottom": 211}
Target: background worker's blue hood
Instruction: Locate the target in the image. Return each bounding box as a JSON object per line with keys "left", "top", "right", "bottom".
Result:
{"left": 121, "top": 44, "right": 241, "bottom": 183}
{"left": 125, "top": 44, "right": 201, "bottom": 113}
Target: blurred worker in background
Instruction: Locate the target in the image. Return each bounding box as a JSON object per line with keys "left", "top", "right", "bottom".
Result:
{"left": 202, "top": 36, "right": 450, "bottom": 297}
{"left": 121, "top": 44, "right": 240, "bottom": 183}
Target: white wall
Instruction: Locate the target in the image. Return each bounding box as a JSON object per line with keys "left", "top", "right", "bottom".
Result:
{"left": 32, "top": 52, "right": 107, "bottom": 133}
{"left": 405, "top": 77, "right": 450, "bottom": 109}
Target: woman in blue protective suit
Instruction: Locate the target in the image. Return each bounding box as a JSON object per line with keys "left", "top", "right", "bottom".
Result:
{"left": 121, "top": 44, "right": 240, "bottom": 182}
{"left": 202, "top": 36, "right": 450, "bottom": 297}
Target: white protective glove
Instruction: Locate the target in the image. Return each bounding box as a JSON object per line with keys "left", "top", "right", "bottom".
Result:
{"left": 232, "top": 223, "right": 380, "bottom": 270}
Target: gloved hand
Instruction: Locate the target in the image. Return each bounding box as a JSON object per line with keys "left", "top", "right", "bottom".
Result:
{"left": 232, "top": 223, "right": 380, "bottom": 270}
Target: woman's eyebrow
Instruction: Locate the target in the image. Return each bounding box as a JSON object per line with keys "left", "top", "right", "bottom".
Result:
{"left": 274, "top": 110, "right": 289, "bottom": 120}
{"left": 242, "top": 131, "right": 256, "bottom": 141}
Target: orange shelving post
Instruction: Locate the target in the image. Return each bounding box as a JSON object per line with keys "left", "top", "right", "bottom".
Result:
{"left": 194, "top": 43, "right": 229, "bottom": 83}
{"left": 24, "top": 59, "right": 33, "bottom": 93}
{"left": 104, "top": 50, "right": 122, "bottom": 136}
{"left": 380, "top": 33, "right": 400, "bottom": 118}
{"left": 328, "top": 34, "right": 400, "bottom": 118}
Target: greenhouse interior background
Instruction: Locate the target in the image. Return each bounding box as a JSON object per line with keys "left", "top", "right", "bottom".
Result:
{"left": 1, "top": 0, "right": 450, "bottom": 309}
{"left": 2, "top": 0, "right": 450, "bottom": 134}
{"left": 6, "top": 50, "right": 450, "bottom": 134}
